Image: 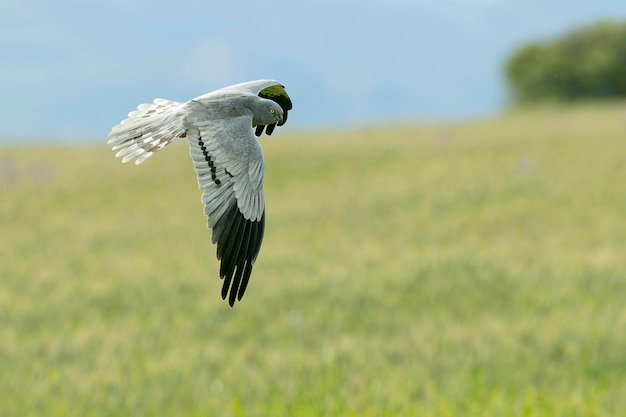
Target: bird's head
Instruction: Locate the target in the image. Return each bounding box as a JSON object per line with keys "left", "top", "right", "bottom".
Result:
{"left": 252, "top": 98, "right": 284, "bottom": 137}
{"left": 254, "top": 98, "right": 283, "bottom": 126}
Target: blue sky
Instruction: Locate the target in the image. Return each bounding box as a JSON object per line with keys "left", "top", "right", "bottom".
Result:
{"left": 2, "top": 0, "right": 626, "bottom": 141}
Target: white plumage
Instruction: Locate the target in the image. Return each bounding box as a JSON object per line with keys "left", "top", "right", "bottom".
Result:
{"left": 108, "top": 80, "right": 292, "bottom": 306}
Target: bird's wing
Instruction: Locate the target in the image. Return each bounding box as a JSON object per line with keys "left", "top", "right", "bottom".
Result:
{"left": 185, "top": 98, "right": 265, "bottom": 306}
{"left": 194, "top": 80, "right": 293, "bottom": 136}
{"left": 108, "top": 98, "right": 187, "bottom": 165}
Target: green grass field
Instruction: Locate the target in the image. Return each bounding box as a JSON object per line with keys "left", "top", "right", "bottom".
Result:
{"left": 1, "top": 103, "right": 625, "bottom": 416}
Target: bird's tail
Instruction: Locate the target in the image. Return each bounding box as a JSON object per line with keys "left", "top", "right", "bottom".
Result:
{"left": 107, "top": 98, "right": 187, "bottom": 165}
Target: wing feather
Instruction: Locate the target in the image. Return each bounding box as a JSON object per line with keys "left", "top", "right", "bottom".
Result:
{"left": 108, "top": 98, "right": 186, "bottom": 165}
{"left": 185, "top": 105, "right": 265, "bottom": 305}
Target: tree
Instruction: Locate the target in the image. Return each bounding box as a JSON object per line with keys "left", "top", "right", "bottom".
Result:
{"left": 506, "top": 21, "right": 626, "bottom": 103}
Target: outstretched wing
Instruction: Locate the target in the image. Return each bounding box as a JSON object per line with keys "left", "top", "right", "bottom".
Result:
{"left": 185, "top": 99, "right": 265, "bottom": 306}
{"left": 194, "top": 80, "right": 293, "bottom": 137}
{"left": 108, "top": 98, "right": 187, "bottom": 165}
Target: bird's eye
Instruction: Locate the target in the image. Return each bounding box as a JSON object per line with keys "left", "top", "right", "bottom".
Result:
{"left": 269, "top": 108, "right": 276, "bottom": 114}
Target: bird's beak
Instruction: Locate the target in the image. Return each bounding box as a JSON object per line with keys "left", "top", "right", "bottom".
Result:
{"left": 278, "top": 110, "right": 287, "bottom": 126}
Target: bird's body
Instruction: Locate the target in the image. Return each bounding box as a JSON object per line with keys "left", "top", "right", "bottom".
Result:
{"left": 107, "top": 80, "right": 292, "bottom": 306}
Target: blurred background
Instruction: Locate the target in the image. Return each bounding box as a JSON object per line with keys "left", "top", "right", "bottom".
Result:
{"left": 2, "top": 1, "right": 626, "bottom": 416}
{"left": 2, "top": 0, "right": 626, "bottom": 140}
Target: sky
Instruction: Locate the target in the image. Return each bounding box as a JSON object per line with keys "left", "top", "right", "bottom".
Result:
{"left": 2, "top": 0, "right": 626, "bottom": 141}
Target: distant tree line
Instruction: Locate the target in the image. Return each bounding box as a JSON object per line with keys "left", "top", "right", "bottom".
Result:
{"left": 506, "top": 21, "right": 626, "bottom": 103}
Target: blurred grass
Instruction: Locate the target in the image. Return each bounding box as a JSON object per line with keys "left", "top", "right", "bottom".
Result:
{"left": 1, "top": 103, "right": 625, "bottom": 416}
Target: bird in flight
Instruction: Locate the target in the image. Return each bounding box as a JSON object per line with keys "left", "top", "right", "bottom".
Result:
{"left": 107, "top": 80, "right": 293, "bottom": 306}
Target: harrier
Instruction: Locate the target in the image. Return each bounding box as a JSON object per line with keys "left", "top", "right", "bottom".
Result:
{"left": 108, "top": 80, "right": 293, "bottom": 306}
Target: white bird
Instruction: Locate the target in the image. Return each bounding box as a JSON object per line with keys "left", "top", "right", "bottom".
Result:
{"left": 107, "top": 80, "right": 293, "bottom": 306}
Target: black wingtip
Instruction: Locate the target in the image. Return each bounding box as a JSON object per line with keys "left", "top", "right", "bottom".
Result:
{"left": 222, "top": 282, "right": 236, "bottom": 307}
{"left": 221, "top": 276, "right": 231, "bottom": 300}
{"left": 237, "top": 262, "right": 254, "bottom": 301}
{"left": 255, "top": 125, "right": 264, "bottom": 137}
{"left": 212, "top": 204, "right": 266, "bottom": 307}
